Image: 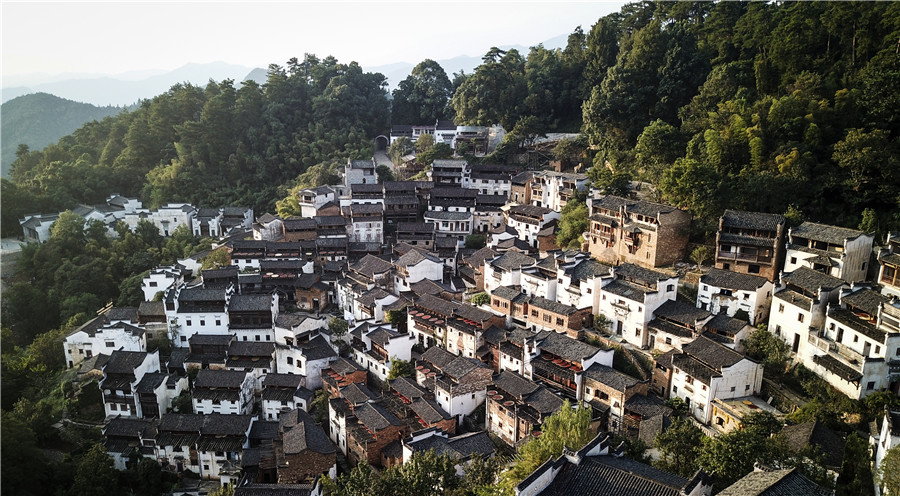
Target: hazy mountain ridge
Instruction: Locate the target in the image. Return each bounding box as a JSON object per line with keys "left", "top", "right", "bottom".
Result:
{"left": 1, "top": 93, "right": 123, "bottom": 178}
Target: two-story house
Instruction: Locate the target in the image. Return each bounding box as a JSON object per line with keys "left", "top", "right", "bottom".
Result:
{"left": 715, "top": 210, "right": 786, "bottom": 281}
{"left": 586, "top": 195, "right": 691, "bottom": 268}
{"left": 697, "top": 268, "right": 774, "bottom": 325}
{"left": 486, "top": 370, "right": 564, "bottom": 447}
{"left": 191, "top": 369, "right": 254, "bottom": 415}
{"left": 785, "top": 221, "right": 874, "bottom": 283}
{"left": 596, "top": 264, "right": 679, "bottom": 349}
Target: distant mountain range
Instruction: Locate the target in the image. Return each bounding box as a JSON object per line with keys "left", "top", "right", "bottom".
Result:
{"left": 0, "top": 93, "right": 123, "bottom": 178}
{"left": 0, "top": 34, "right": 569, "bottom": 178}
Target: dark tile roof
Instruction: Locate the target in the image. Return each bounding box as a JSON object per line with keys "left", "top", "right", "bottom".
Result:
{"left": 780, "top": 421, "right": 846, "bottom": 470}
{"left": 300, "top": 335, "right": 337, "bottom": 361}
{"left": 536, "top": 454, "right": 690, "bottom": 496}
{"left": 262, "top": 373, "right": 304, "bottom": 389}
{"left": 415, "top": 293, "right": 460, "bottom": 317}
{"left": 228, "top": 295, "right": 272, "bottom": 312}
{"left": 525, "top": 385, "right": 565, "bottom": 414}
{"left": 420, "top": 346, "right": 457, "bottom": 369}
{"left": 792, "top": 221, "right": 866, "bottom": 245}
{"left": 193, "top": 369, "right": 249, "bottom": 391}
{"left": 624, "top": 394, "right": 672, "bottom": 419}
{"left": 492, "top": 370, "right": 539, "bottom": 398}
{"left": 330, "top": 357, "right": 365, "bottom": 376}
{"left": 615, "top": 264, "right": 672, "bottom": 285}
{"left": 409, "top": 397, "right": 453, "bottom": 423}
{"left": 490, "top": 251, "right": 537, "bottom": 271}
{"left": 454, "top": 303, "right": 494, "bottom": 323}
{"left": 564, "top": 259, "right": 610, "bottom": 281}
{"left": 721, "top": 210, "right": 785, "bottom": 231}
{"left": 280, "top": 409, "right": 335, "bottom": 455}
{"left": 442, "top": 356, "right": 488, "bottom": 379}
{"left": 390, "top": 376, "right": 428, "bottom": 400}
{"left": 812, "top": 353, "right": 862, "bottom": 382}
{"left": 103, "top": 416, "right": 157, "bottom": 438}
{"left": 602, "top": 279, "right": 652, "bottom": 303}
{"left": 782, "top": 267, "right": 845, "bottom": 293}
{"left": 134, "top": 372, "right": 167, "bottom": 393}
{"left": 700, "top": 268, "right": 769, "bottom": 292}
{"left": 104, "top": 351, "right": 152, "bottom": 375}
{"left": 718, "top": 467, "right": 831, "bottom": 496}
{"left": 226, "top": 339, "right": 275, "bottom": 356}
{"left": 828, "top": 307, "right": 884, "bottom": 342}
{"left": 492, "top": 285, "right": 530, "bottom": 304}
{"left": 537, "top": 332, "right": 603, "bottom": 362}
{"left": 584, "top": 364, "right": 641, "bottom": 391}
{"left": 234, "top": 484, "right": 314, "bottom": 496}
{"left": 351, "top": 254, "right": 394, "bottom": 277}
{"left": 704, "top": 313, "right": 750, "bottom": 337}
{"left": 354, "top": 402, "right": 403, "bottom": 431}
{"left": 682, "top": 335, "right": 747, "bottom": 370}
{"left": 396, "top": 248, "right": 441, "bottom": 268}
{"left": 841, "top": 288, "right": 889, "bottom": 317}
{"left": 653, "top": 300, "right": 711, "bottom": 324}
{"left": 482, "top": 326, "right": 508, "bottom": 346}
{"left": 178, "top": 287, "right": 228, "bottom": 302}
{"left": 530, "top": 296, "right": 579, "bottom": 316}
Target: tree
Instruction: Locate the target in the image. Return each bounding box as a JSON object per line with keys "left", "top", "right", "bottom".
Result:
{"left": 634, "top": 119, "right": 687, "bottom": 184}
{"left": 451, "top": 47, "right": 528, "bottom": 130}
{"left": 697, "top": 428, "right": 773, "bottom": 490}
{"left": 387, "top": 358, "right": 414, "bottom": 380}
{"left": 200, "top": 249, "right": 230, "bottom": 270}
{"left": 556, "top": 192, "right": 590, "bottom": 249}
{"left": 470, "top": 292, "right": 490, "bottom": 307}
{"left": 389, "top": 136, "right": 414, "bottom": 165}
{"left": 392, "top": 59, "right": 454, "bottom": 125}
{"left": 465, "top": 233, "right": 487, "bottom": 249}
{"left": 70, "top": 444, "right": 120, "bottom": 496}
{"left": 376, "top": 164, "right": 395, "bottom": 183}
{"left": 329, "top": 317, "right": 349, "bottom": 348}
{"left": 690, "top": 246, "right": 711, "bottom": 271}
{"left": 499, "top": 401, "right": 593, "bottom": 491}
{"left": 742, "top": 325, "right": 790, "bottom": 378}
{"left": 654, "top": 417, "right": 703, "bottom": 477}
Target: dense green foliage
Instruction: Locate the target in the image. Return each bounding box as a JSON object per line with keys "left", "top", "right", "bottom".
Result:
{"left": 1, "top": 93, "right": 123, "bottom": 178}
{"left": 321, "top": 450, "right": 502, "bottom": 496}
{"left": 392, "top": 59, "right": 454, "bottom": 125}
{"left": 4, "top": 55, "right": 389, "bottom": 228}
{"left": 498, "top": 401, "right": 593, "bottom": 493}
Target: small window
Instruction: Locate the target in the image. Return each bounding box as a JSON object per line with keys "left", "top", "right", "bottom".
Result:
{"left": 790, "top": 257, "right": 797, "bottom": 264}
{"left": 186, "top": 320, "right": 192, "bottom": 326}
{"left": 216, "top": 319, "right": 221, "bottom": 326}
{"left": 798, "top": 314, "right": 805, "bottom": 323}
{"left": 287, "top": 357, "right": 293, "bottom": 365}
{"left": 778, "top": 304, "right": 784, "bottom": 313}
{"left": 868, "top": 381, "right": 876, "bottom": 391}
{"left": 105, "top": 341, "right": 115, "bottom": 347}
{"left": 667, "top": 284, "right": 675, "bottom": 292}
{"left": 200, "top": 320, "right": 205, "bottom": 326}
{"left": 730, "top": 386, "right": 736, "bottom": 392}
{"left": 665, "top": 337, "right": 672, "bottom": 345}
{"left": 745, "top": 384, "right": 750, "bottom": 391}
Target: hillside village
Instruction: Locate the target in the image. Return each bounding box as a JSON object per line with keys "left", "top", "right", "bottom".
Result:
{"left": 41, "top": 117, "right": 900, "bottom": 496}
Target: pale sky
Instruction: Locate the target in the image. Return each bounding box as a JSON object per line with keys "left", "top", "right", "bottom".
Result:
{"left": 2, "top": 1, "right": 626, "bottom": 82}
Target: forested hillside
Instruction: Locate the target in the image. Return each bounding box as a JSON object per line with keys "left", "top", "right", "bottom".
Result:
{"left": 2, "top": 56, "right": 389, "bottom": 233}
{"left": 440, "top": 1, "right": 900, "bottom": 235}
{"left": 5, "top": 1, "right": 900, "bottom": 238}
{"left": 0, "top": 93, "right": 122, "bottom": 178}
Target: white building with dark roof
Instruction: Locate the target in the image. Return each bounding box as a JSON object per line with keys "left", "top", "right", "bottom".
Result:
{"left": 715, "top": 210, "right": 786, "bottom": 281}
{"left": 667, "top": 336, "right": 763, "bottom": 424}
{"left": 191, "top": 369, "right": 254, "bottom": 415}
{"left": 785, "top": 221, "right": 874, "bottom": 284}
{"left": 530, "top": 171, "right": 588, "bottom": 213}
{"left": 697, "top": 267, "right": 774, "bottom": 325}
{"left": 596, "top": 264, "right": 679, "bottom": 349}
{"left": 64, "top": 307, "right": 147, "bottom": 368}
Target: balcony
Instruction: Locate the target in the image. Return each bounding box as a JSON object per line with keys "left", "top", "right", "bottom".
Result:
{"left": 716, "top": 251, "right": 773, "bottom": 264}
{"left": 807, "top": 328, "right": 865, "bottom": 367}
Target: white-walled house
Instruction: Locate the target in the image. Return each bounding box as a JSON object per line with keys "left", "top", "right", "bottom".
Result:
{"left": 529, "top": 171, "right": 589, "bottom": 213}
{"left": 134, "top": 373, "right": 189, "bottom": 419}
{"left": 505, "top": 204, "right": 561, "bottom": 249}
{"left": 802, "top": 286, "right": 900, "bottom": 399}
{"left": 100, "top": 350, "right": 161, "bottom": 419}
{"left": 768, "top": 267, "right": 847, "bottom": 358}
{"left": 64, "top": 309, "right": 147, "bottom": 369}
{"left": 165, "top": 285, "right": 234, "bottom": 346}
{"left": 261, "top": 373, "right": 313, "bottom": 421}
{"left": 697, "top": 268, "right": 774, "bottom": 326}
{"left": 142, "top": 264, "right": 187, "bottom": 302}
{"left": 393, "top": 249, "right": 444, "bottom": 294}
{"left": 668, "top": 336, "right": 764, "bottom": 424}
{"left": 191, "top": 369, "right": 254, "bottom": 415}
{"left": 784, "top": 222, "right": 874, "bottom": 284}
{"left": 484, "top": 251, "right": 538, "bottom": 294}
{"left": 875, "top": 410, "right": 900, "bottom": 496}
{"left": 351, "top": 322, "right": 416, "bottom": 382}
{"left": 596, "top": 264, "right": 679, "bottom": 349}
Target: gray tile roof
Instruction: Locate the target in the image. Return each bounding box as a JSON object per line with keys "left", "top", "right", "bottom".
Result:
{"left": 351, "top": 254, "right": 394, "bottom": 277}
{"left": 525, "top": 386, "right": 565, "bottom": 414}
{"left": 492, "top": 370, "right": 539, "bottom": 398}
{"left": 354, "top": 402, "right": 403, "bottom": 431}
{"left": 339, "top": 383, "right": 377, "bottom": 404}
{"left": 262, "top": 373, "right": 304, "bottom": 389}
{"left": 415, "top": 294, "right": 460, "bottom": 317}
{"left": 780, "top": 421, "right": 846, "bottom": 470}
{"left": 536, "top": 454, "right": 691, "bottom": 496}
{"left": 841, "top": 288, "right": 889, "bottom": 317}
{"left": 194, "top": 369, "right": 248, "bottom": 389}
{"left": 420, "top": 346, "right": 457, "bottom": 369}
{"left": 442, "top": 356, "right": 488, "bottom": 379}
{"left": 792, "top": 221, "right": 867, "bottom": 245}
{"left": 301, "top": 335, "right": 337, "bottom": 361}
{"left": 492, "top": 285, "right": 530, "bottom": 304}
{"left": 653, "top": 299, "right": 711, "bottom": 324}
{"left": 103, "top": 350, "right": 151, "bottom": 375}
{"left": 530, "top": 296, "right": 579, "bottom": 316}
{"left": 704, "top": 314, "right": 750, "bottom": 338}
{"left": 602, "top": 279, "right": 652, "bottom": 303}
{"left": 615, "top": 263, "right": 672, "bottom": 285}
{"left": 718, "top": 467, "right": 831, "bottom": 496}
{"left": 409, "top": 397, "right": 453, "bottom": 423}
{"left": 490, "top": 251, "right": 537, "bottom": 271}
{"left": 537, "top": 332, "right": 603, "bottom": 362}
{"left": 280, "top": 408, "right": 335, "bottom": 455}
{"left": 584, "top": 364, "right": 641, "bottom": 391}
{"left": 782, "top": 267, "right": 845, "bottom": 293}
{"left": 700, "top": 268, "right": 769, "bottom": 292}
{"left": 721, "top": 210, "right": 785, "bottom": 231}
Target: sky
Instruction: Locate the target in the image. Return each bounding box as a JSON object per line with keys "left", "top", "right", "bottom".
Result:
{"left": 2, "top": 1, "right": 626, "bottom": 82}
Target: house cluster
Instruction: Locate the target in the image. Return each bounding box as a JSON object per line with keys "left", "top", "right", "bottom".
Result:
{"left": 19, "top": 194, "right": 253, "bottom": 243}
{"left": 62, "top": 147, "right": 898, "bottom": 495}
{"left": 389, "top": 120, "right": 491, "bottom": 154}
